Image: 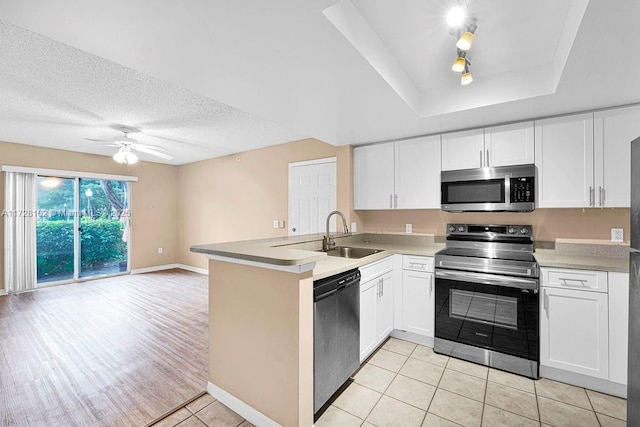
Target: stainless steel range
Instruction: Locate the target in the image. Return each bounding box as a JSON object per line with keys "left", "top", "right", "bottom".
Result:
{"left": 434, "top": 224, "right": 539, "bottom": 378}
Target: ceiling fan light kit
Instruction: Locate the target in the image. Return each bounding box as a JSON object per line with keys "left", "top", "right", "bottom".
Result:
{"left": 83, "top": 125, "right": 173, "bottom": 164}
{"left": 447, "top": 2, "right": 477, "bottom": 85}
{"left": 113, "top": 147, "right": 139, "bottom": 164}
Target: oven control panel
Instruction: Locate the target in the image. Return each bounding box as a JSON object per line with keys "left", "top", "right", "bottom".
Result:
{"left": 446, "top": 224, "right": 533, "bottom": 237}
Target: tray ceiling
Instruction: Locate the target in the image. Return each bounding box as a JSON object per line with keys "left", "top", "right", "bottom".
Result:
{"left": 0, "top": 0, "right": 638, "bottom": 164}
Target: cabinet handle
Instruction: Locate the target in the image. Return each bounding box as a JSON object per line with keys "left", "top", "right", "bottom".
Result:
{"left": 429, "top": 278, "right": 433, "bottom": 297}
{"left": 479, "top": 150, "right": 483, "bottom": 167}
{"left": 485, "top": 149, "right": 489, "bottom": 167}
{"left": 559, "top": 278, "right": 588, "bottom": 287}
{"left": 599, "top": 186, "right": 603, "bottom": 206}
{"left": 602, "top": 187, "right": 605, "bottom": 205}
{"left": 381, "top": 278, "right": 384, "bottom": 297}
{"left": 408, "top": 263, "right": 426, "bottom": 269}
{"left": 589, "top": 186, "right": 594, "bottom": 207}
{"left": 390, "top": 194, "right": 393, "bottom": 209}
{"left": 394, "top": 194, "right": 398, "bottom": 208}
{"left": 543, "top": 289, "right": 549, "bottom": 315}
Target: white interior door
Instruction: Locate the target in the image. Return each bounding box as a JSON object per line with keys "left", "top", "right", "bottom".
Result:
{"left": 288, "top": 158, "right": 337, "bottom": 236}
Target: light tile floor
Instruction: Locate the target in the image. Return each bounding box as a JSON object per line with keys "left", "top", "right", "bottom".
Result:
{"left": 149, "top": 393, "right": 254, "bottom": 427}
{"left": 151, "top": 337, "right": 628, "bottom": 427}
{"left": 316, "top": 337, "right": 628, "bottom": 427}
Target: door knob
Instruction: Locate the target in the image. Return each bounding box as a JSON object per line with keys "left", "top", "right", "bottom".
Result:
{"left": 292, "top": 227, "right": 296, "bottom": 232}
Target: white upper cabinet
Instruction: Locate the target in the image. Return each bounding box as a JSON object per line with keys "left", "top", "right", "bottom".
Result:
{"left": 394, "top": 135, "right": 441, "bottom": 209}
{"left": 594, "top": 105, "right": 640, "bottom": 207}
{"left": 353, "top": 136, "right": 440, "bottom": 210}
{"left": 535, "top": 113, "right": 595, "bottom": 208}
{"left": 442, "top": 123, "right": 534, "bottom": 171}
{"left": 484, "top": 121, "right": 535, "bottom": 167}
{"left": 353, "top": 142, "right": 394, "bottom": 209}
{"left": 441, "top": 129, "right": 485, "bottom": 171}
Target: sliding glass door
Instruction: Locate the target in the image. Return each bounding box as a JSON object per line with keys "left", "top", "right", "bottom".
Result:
{"left": 36, "top": 177, "right": 75, "bottom": 283}
{"left": 36, "top": 176, "right": 130, "bottom": 285}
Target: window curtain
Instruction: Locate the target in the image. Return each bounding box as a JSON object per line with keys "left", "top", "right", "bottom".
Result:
{"left": 4, "top": 172, "right": 37, "bottom": 293}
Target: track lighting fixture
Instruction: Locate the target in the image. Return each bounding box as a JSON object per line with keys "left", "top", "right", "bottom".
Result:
{"left": 461, "top": 64, "right": 473, "bottom": 85}
{"left": 451, "top": 51, "right": 467, "bottom": 72}
{"left": 447, "top": 2, "right": 477, "bottom": 85}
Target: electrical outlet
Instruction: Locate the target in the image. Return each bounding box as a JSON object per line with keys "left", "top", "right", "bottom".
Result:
{"left": 273, "top": 219, "right": 279, "bottom": 229}
{"left": 350, "top": 222, "right": 357, "bottom": 233}
{"left": 278, "top": 220, "right": 285, "bottom": 229}
{"left": 611, "top": 228, "right": 624, "bottom": 243}
{"left": 157, "top": 247, "right": 163, "bottom": 254}
{"left": 405, "top": 224, "right": 412, "bottom": 234}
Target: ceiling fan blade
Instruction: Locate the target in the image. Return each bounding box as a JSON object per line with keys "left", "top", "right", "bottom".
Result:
{"left": 68, "top": 143, "right": 120, "bottom": 149}
{"left": 131, "top": 142, "right": 167, "bottom": 151}
{"left": 134, "top": 146, "right": 173, "bottom": 160}
{"left": 84, "top": 138, "right": 113, "bottom": 142}
{"left": 144, "top": 133, "right": 213, "bottom": 150}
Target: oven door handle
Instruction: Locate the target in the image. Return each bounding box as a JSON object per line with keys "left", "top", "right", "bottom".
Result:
{"left": 435, "top": 269, "right": 539, "bottom": 291}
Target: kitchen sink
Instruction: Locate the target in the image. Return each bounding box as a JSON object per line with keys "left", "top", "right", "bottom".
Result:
{"left": 323, "top": 246, "right": 383, "bottom": 259}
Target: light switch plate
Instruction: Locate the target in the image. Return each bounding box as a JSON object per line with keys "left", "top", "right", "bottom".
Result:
{"left": 611, "top": 228, "right": 624, "bottom": 242}
{"left": 405, "top": 224, "right": 412, "bottom": 234}
{"left": 351, "top": 222, "right": 357, "bottom": 233}
{"left": 273, "top": 219, "right": 279, "bottom": 229}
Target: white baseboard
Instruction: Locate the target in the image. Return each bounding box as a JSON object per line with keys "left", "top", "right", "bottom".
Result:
{"left": 130, "top": 264, "right": 179, "bottom": 274}
{"left": 207, "top": 382, "right": 280, "bottom": 427}
{"left": 176, "top": 264, "right": 208, "bottom": 275}
{"left": 540, "top": 365, "right": 627, "bottom": 398}
{"left": 391, "top": 330, "right": 434, "bottom": 348}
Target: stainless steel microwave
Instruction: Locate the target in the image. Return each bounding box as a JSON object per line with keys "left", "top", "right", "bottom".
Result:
{"left": 441, "top": 164, "right": 536, "bottom": 212}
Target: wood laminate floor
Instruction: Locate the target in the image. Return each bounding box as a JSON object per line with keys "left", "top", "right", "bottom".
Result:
{"left": 0, "top": 269, "right": 209, "bottom": 427}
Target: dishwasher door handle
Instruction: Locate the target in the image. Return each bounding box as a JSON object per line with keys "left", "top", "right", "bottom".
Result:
{"left": 315, "top": 287, "right": 340, "bottom": 302}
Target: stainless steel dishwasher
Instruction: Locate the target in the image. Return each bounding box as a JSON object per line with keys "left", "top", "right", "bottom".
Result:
{"left": 314, "top": 268, "right": 360, "bottom": 413}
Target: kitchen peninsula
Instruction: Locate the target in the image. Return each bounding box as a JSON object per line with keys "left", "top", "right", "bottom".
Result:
{"left": 190, "top": 233, "right": 443, "bottom": 426}
{"left": 191, "top": 232, "right": 630, "bottom": 426}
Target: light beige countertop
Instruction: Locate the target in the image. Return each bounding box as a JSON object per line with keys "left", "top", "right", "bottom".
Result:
{"left": 191, "top": 233, "right": 444, "bottom": 279}
{"left": 534, "top": 251, "right": 629, "bottom": 273}
{"left": 534, "top": 239, "right": 630, "bottom": 273}
{"left": 191, "top": 234, "right": 631, "bottom": 277}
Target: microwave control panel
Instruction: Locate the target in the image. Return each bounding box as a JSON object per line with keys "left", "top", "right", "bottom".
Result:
{"left": 510, "top": 177, "right": 534, "bottom": 202}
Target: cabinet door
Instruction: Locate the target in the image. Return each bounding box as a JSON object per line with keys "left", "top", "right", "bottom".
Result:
{"left": 484, "top": 121, "right": 535, "bottom": 167}
{"left": 540, "top": 287, "right": 608, "bottom": 379}
{"left": 535, "top": 113, "right": 594, "bottom": 208}
{"left": 594, "top": 106, "right": 640, "bottom": 207}
{"left": 608, "top": 272, "right": 629, "bottom": 385}
{"left": 395, "top": 135, "right": 441, "bottom": 209}
{"left": 353, "top": 143, "right": 395, "bottom": 209}
{"left": 360, "top": 279, "right": 378, "bottom": 362}
{"left": 401, "top": 270, "right": 433, "bottom": 337}
{"left": 441, "top": 129, "right": 485, "bottom": 171}
{"left": 376, "top": 272, "right": 394, "bottom": 343}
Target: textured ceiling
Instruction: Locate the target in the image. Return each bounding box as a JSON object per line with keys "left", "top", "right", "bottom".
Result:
{"left": 0, "top": 20, "right": 304, "bottom": 165}
{"left": 0, "top": 0, "right": 639, "bottom": 164}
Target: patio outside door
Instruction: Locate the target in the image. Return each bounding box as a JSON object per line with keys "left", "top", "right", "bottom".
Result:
{"left": 36, "top": 176, "right": 130, "bottom": 285}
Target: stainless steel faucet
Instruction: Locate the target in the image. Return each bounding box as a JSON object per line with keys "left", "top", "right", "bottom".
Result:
{"left": 323, "top": 210, "right": 349, "bottom": 251}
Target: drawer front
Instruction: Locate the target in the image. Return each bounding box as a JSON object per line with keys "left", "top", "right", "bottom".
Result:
{"left": 541, "top": 267, "right": 608, "bottom": 293}
{"left": 402, "top": 255, "right": 435, "bottom": 272}
{"left": 360, "top": 256, "right": 393, "bottom": 283}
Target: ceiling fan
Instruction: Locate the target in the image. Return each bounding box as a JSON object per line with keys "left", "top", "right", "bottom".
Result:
{"left": 84, "top": 125, "right": 173, "bottom": 164}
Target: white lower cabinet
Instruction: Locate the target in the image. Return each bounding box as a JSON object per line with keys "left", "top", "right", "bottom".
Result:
{"left": 540, "top": 267, "right": 621, "bottom": 382}
{"left": 400, "top": 256, "right": 434, "bottom": 338}
{"left": 359, "top": 257, "right": 394, "bottom": 362}
{"left": 540, "top": 286, "right": 609, "bottom": 379}
{"left": 608, "top": 272, "right": 629, "bottom": 385}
